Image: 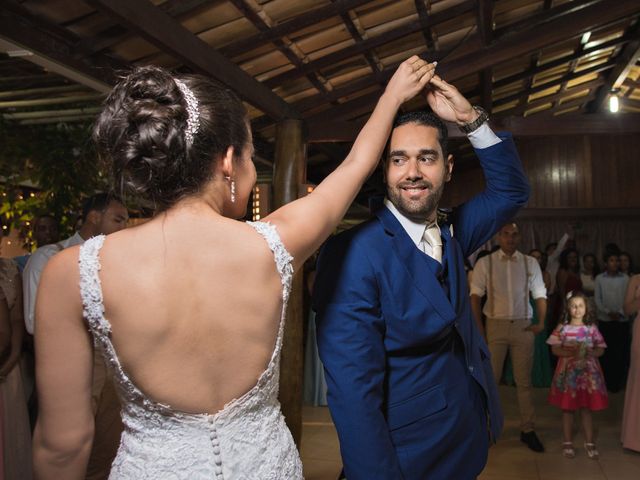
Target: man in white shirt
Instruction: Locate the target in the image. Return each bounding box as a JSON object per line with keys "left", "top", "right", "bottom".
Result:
{"left": 470, "top": 222, "right": 547, "bottom": 452}
{"left": 23, "top": 192, "right": 128, "bottom": 480}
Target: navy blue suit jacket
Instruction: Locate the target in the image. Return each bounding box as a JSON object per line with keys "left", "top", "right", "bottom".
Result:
{"left": 313, "top": 133, "right": 530, "bottom": 480}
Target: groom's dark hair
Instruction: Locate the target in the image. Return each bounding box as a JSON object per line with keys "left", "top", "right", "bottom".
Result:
{"left": 383, "top": 111, "right": 449, "bottom": 163}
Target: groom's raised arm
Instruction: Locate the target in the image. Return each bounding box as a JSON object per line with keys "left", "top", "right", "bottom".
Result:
{"left": 313, "top": 234, "right": 403, "bottom": 480}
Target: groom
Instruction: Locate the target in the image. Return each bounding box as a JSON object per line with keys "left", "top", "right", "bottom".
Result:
{"left": 313, "top": 74, "right": 530, "bottom": 479}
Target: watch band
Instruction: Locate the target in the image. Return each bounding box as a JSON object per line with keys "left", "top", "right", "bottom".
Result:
{"left": 458, "top": 106, "right": 489, "bottom": 134}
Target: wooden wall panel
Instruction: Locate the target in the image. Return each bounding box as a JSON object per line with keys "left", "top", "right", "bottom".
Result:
{"left": 442, "top": 134, "right": 640, "bottom": 209}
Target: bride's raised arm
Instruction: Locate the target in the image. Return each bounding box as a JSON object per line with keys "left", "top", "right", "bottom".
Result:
{"left": 265, "top": 56, "right": 436, "bottom": 269}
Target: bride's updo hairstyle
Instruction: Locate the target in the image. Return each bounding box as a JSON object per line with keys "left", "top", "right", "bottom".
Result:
{"left": 93, "top": 66, "right": 248, "bottom": 211}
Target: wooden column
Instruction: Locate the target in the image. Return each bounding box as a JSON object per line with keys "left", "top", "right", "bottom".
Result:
{"left": 273, "top": 118, "right": 306, "bottom": 446}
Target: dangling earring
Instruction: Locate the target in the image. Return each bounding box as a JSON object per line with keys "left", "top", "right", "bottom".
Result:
{"left": 231, "top": 180, "right": 236, "bottom": 203}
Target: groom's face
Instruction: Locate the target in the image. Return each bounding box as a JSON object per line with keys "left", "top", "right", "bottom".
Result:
{"left": 385, "top": 123, "right": 453, "bottom": 223}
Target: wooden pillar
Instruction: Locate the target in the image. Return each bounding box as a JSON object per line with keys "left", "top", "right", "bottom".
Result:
{"left": 273, "top": 118, "right": 306, "bottom": 446}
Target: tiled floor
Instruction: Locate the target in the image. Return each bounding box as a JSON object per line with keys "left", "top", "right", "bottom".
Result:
{"left": 300, "top": 386, "right": 640, "bottom": 479}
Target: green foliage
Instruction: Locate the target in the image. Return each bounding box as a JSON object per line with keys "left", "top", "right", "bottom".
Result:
{"left": 0, "top": 119, "right": 108, "bottom": 249}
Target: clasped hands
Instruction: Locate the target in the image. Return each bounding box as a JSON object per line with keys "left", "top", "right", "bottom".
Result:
{"left": 385, "top": 55, "right": 478, "bottom": 125}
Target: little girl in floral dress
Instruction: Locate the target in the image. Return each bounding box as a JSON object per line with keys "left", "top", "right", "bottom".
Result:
{"left": 547, "top": 291, "right": 608, "bottom": 459}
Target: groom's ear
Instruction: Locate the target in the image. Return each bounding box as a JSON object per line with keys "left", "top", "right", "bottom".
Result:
{"left": 444, "top": 153, "right": 454, "bottom": 182}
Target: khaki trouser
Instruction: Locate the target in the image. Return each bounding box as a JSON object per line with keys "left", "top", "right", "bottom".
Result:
{"left": 486, "top": 317, "right": 536, "bottom": 432}
{"left": 86, "top": 349, "right": 123, "bottom": 480}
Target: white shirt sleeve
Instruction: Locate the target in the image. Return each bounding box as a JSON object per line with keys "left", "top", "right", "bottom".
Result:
{"left": 22, "top": 246, "right": 56, "bottom": 335}
{"left": 469, "top": 257, "right": 488, "bottom": 297}
{"left": 528, "top": 257, "right": 547, "bottom": 299}
{"left": 467, "top": 123, "right": 501, "bottom": 149}
{"left": 548, "top": 232, "right": 570, "bottom": 264}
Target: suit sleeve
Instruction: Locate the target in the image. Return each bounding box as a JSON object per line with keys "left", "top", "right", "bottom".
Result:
{"left": 452, "top": 132, "right": 530, "bottom": 256}
{"left": 313, "top": 235, "right": 404, "bottom": 480}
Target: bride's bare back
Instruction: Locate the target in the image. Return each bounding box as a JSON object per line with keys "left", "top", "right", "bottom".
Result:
{"left": 98, "top": 208, "right": 285, "bottom": 413}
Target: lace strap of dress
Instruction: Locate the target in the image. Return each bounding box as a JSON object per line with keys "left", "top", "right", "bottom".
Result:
{"left": 246, "top": 221, "right": 294, "bottom": 300}
{"left": 78, "top": 235, "right": 112, "bottom": 339}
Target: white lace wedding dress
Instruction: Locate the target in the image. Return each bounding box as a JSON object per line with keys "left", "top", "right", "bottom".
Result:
{"left": 78, "top": 222, "right": 303, "bottom": 479}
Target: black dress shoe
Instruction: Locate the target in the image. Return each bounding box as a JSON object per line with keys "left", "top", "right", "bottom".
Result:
{"left": 520, "top": 431, "right": 545, "bottom": 452}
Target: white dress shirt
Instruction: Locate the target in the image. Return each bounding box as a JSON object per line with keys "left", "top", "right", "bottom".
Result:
{"left": 470, "top": 249, "right": 547, "bottom": 320}
{"left": 594, "top": 272, "right": 629, "bottom": 322}
{"left": 23, "top": 231, "right": 85, "bottom": 334}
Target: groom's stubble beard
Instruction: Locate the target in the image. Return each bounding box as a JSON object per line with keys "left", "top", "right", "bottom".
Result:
{"left": 386, "top": 179, "right": 445, "bottom": 223}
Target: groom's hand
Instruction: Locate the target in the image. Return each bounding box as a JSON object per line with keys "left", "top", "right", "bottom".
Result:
{"left": 425, "top": 75, "right": 477, "bottom": 125}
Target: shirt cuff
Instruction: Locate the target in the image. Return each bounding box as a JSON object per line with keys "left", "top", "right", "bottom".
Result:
{"left": 467, "top": 122, "right": 501, "bottom": 149}
{"left": 469, "top": 286, "right": 485, "bottom": 297}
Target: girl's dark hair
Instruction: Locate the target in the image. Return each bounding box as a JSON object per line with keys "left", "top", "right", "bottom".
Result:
{"left": 562, "top": 291, "right": 594, "bottom": 325}
{"left": 93, "top": 66, "right": 249, "bottom": 211}
{"left": 559, "top": 247, "right": 580, "bottom": 272}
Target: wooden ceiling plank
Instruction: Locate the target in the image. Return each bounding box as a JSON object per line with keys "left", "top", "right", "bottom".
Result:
{"left": 588, "top": 20, "right": 640, "bottom": 112}
{"left": 477, "top": 0, "right": 494, "bottom": 112}
{"left": 88, "top": 0, "right": 299, "bottom": 120}
{"left": 0, "top": 6, "right": 126, "bottom": 92}
{"left": 76, "top": 0, "right": 216, "bottom": 57}
{"left": 228, "top": 0, "right": 329, "bottom": 95}
{"left": 306, "top": 112, "right": 640, "bottom": 142}
{"left": 221, "top": 0, "right": 376, "bottom": 58}
{"left": 263, "top": 0, "right": 476, "bottom": 88}
{"left": 255, "top": 0, "right": 637, "bottom": 131}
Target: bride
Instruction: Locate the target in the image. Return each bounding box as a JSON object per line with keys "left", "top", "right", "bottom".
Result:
{"left": 32, "top": 56, "right": 435, "bottom": 479}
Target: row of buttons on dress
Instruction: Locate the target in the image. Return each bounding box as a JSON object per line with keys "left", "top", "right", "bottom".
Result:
{"left": 208, "top": 416, "right": 224, "bottom": 479}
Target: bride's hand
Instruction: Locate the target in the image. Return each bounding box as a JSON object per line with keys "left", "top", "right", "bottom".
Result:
{"left": 384, "top": 56, "right": 436, "bottom": 105}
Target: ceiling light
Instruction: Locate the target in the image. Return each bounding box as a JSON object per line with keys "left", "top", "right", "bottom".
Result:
{"left": 609, "top": 95, "right": 619, "bottom": 113}
{"left": 581, "top": 32, "right": 591, "bottom": 45}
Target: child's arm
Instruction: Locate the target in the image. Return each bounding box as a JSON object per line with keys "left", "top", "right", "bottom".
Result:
{"left": 587, "top": 347, "right": 604, "bottom": 357}
{"left": 551, "top": 345, "right": 579, "bottom": 357}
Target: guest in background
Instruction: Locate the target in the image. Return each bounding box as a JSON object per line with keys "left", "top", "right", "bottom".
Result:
{"left": 13, "top": 215, "right": 60, "bottom": 273}
{"left": 581, "top": 253, "right": 599, "bottom": 314}
{"left": 622, "top": 274, "right": 640, "bottom": 452}
{"left": 556, "top": 248, "right": 582, "bottom": 299}
{"left": 530, "top": 249, "right": 551, "bottom": 292}
{"left": 545, "top": 231, "right": 571, "bottom": 299}
{"left": 595, "top": 252, "right": 630, "bottom": 392}
{"left": 620, "top": 252, "right": 634, "bottom": 276}
{"left": 0, "top": 256, "right": 32, "bottom": 480}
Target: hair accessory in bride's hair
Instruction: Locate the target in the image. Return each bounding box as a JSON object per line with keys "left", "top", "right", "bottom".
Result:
{"left": 174, "top": 78, "right": 200, "bottom": 146}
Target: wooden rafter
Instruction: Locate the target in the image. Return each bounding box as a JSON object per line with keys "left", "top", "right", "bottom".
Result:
{"left": 88, "top": 0, "right": 299, "bottom": 120}
{"left": 227, "top": 0, "right": 329, "bottom": 96}
{"left": 0, "top": 4, "right": 126, "bottom": 91}
{"left": 263, "top": 0, "right": 476, "bottom": 88}
{"left": 74, "top": 0, "right": 215, "bottom": 57}
{"left": 330, "top": 0, "right": 381, "bottom": 80}
{"left": 477, "top": 0, "right": 494, "bottom": 112}
{"left": 414, "top": 1, "right": 436, "bottom": 52}
{"left": 220, "top": 0, "right": 375, "bottom": 58}
{"left": 588, "top": 20, "right": 640, "bottom": 112}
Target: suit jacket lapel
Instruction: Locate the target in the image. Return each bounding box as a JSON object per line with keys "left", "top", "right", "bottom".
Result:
{"left": 376, "top": 207, "right": 455, "bottom": 321}
{"left": 441, "top": 226, "right": 462, "bottom": 314}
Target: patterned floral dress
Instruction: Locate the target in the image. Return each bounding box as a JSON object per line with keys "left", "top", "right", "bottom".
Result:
{"left": 546, "top": 324, "right": 608, "bottom": 411}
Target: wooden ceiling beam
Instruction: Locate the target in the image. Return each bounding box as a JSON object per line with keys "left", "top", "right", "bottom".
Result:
{"left": 493, "top": 61, "right": 614, "bottom": 108}
{"left": 0, "top": 5, "right": 126, "bottom": 92}
{"left": 88, "top": 0, "right": 299, "bottom": 120}
{"left": 263, "top": 0, "right": 476, "bottom": 88}
{"left": 588, "top": 20, "right": 640, "bottom": 112}
{"left": 220, "top": 0, "right": 375, "bottom": 58}
{"left": 227, "top": 0, "right": 329, "bottom": 96}
{"left": 254, "top": 0, "right": 636, "bottom": 131}
{"left": 331, "top": 0, "right": 382, "bottom": 79}
{"left": 75, "top": 0, "right": 215, "bottom": 57}
{"left": 438, "top": 0, "right": 639, "bottom": 82}
{"left": 497, "top": 78, "right": 603, "bottom": 117}
{"left": 306, "top": 112, "right": 640, "bottom": 142}
{"left": 477, "top": 0, "right": 494, "bottom": 112}
{"left": 414, "top": 1, "right": 436, "bottom": 52}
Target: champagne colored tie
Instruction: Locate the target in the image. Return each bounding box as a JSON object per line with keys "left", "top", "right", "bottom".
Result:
{"left": 423, "top": 224, "right": 442, "bottom": 264}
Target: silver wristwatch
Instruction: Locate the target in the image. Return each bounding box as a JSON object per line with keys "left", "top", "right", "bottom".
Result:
{"left": 458, "top": 106, "right": 489, "bottom": 134}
